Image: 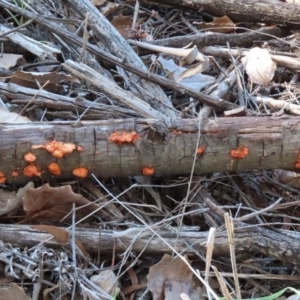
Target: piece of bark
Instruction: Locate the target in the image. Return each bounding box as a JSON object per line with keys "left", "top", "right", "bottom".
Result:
{"left": 1, "top": 223, "right": 300, "bottom": 265}
{"left": 1, "top": 116, "right": 300, "bottom": 183}
{"left": 141, "top": 0, "right": 300, "bottom": 28}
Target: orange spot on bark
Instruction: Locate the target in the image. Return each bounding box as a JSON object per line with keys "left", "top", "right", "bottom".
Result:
{"left": 108, "top": 131, "right": 141, "bottom": 144}
{"left": 0, "top": 172, "right": 6, "bottom": 183}
{"left": 24, "top": 152, "right": 36, "bottom": 163}
{"left": 72, "top": 167, "right": 88, "bottom": 178}
{"left": 32, "top": 140, "right": 77, "bottom": 158}
{"left": 172, "top": 130, "right": 182, "bottom": 135}
{"left": 48, "top": 162, "right": 61, "bottom": 176}
{"left": 197, "top": 146, "right": 205, "bottom": 155}
{"left": 295, "top": 153, "right": 300, "bottom": 168}
{"left": 11, "top": 171, "right": 19, "bottom": 177}
{"left": 230, "top": 147, "right": 249, "bottom": 160}
{"left": 23, "top": 164, "right": 43, "bottom": 177}
{"left": 142, "top": 166, "right": 155, "bottom": 176}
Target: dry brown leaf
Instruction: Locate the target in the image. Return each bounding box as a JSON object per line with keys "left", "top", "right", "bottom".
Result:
{"left": 0, "top": 182, "right": 34, "bottom": 216}
{"left": 0, "top": 54, "right": 23, "bottom": 70}
{"left": 147, "top": 254, "right": 202, "bottom": 300}
{"left": 10, "top": 70, "right": 80, "bottom": 90}
{"left": 179, "top": 46, "right": 209, "bottom": 67}
{"left": 195, "top": 15, "right": 235, "bottom": 33}
{"left": 22, "top": 183, "right": 100, "bottom": 222}
{"left": 0, "top": 283, "right": 30, "bottom": 300}
{"left": 31, "top": 224, "right": 89, "bottom": 257}
{"left": 241, "top": 47, "right": 276, "bottom": 84}
{"left": 111, "top": 13, "right": 133, "bottom": 38}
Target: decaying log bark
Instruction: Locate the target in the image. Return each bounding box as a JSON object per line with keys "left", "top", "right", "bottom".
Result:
{"left": 142, "top": 0, "right": 300, "bottom": 28}
{"left": 1, "top": 116, "right": 300, "bottom": 183}
{"left": 1, "top": 223, "right": 300, "bottom": 265}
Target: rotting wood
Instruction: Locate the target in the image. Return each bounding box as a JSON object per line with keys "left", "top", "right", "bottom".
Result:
{"left": 141, "top": 0, "right": 300, "bottom": 28}
{"left": 1, "top": 116, "right": 300, "bottom": 183}
{"left": 1, "top": 223, "right": 300, "bottom": 265}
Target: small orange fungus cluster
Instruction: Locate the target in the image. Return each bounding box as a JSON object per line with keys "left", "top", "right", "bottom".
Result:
{"left": 108, "top": 131, "right": 141, "bottom": 144}
{"left": 142, "top": 166, "right": 155, "bottom": 176}
{"left": 72, "top": 167, "right": 88, "bottom": 178}
{"left": 23, "top": 164, "right": 43, "bottom": 177}
{"left": 32, "top": 140, "right": 82, "bottom": 158}
{"left": 172, "top": 130, "right": 182, "bottom": 135}
{"left": 196, "top": 146, "right": 206, "bottom": 155}
{"left": 230, "top": 146, "right": 249, "bottom": 160}
{"left": 295, "top": 152, "right": 300, "bottom": 168}
{"left": 11, "top": 171, "right": 19, "bottom": 177}
{"left": 24, "top": 152, "right": 36, "bottom": 163}
{"left": 0, "top": 172, "right": 6, "bottom": 184}
{"left": 48, "top": 162, "right": 61, "bottom": 176}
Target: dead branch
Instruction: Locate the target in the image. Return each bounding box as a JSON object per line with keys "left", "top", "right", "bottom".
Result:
{"left": 134, "top": 27, "right": 290, "bottom": 50}
{"left": 1, "top": 116, "right": 300, "bottom": 183}
{"left": 1, "top": 223, "right": 300, "bottom": 265}
{"left": 141, "top": 0, "right": 300, "bottom": 28}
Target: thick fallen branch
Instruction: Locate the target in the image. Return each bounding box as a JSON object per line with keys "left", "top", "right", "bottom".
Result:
{"left": 1, "top": 116, "right": 300, "bottom": 183}
{"left": 142, "top": 0, "right": 300, "bottom": 28}
{"left": 1, "top": 223, "right": 300, "bottom": 265}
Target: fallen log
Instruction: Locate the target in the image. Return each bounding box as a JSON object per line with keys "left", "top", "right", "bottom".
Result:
{"left": 1, "top": 116, "right": 300, "bottom": 183}
{"left": 141, "top": 0, "right": 300, "bottom": 28}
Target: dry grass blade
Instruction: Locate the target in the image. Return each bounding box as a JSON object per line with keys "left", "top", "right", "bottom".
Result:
{"left": 204, "top": 227, "right": 216, "bottom": 300}
{"left": 225, "top": 213, "right": 241, "bottom": 300}
{"left": 212, "top": 266, "right": 233, "bottom": 300}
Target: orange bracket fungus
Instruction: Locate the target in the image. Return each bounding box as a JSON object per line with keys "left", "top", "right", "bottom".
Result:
{"left": 48, "top": 162, "right": 61, "bottom": 176}
{"left": 108, "top": 131, "right": 141, "bottom": 144}
{"left": 32, "top": 140, "right": 82, "bottom": 158}
{"left": 0, "top": 172, "right": 6, "bottom": 184}
{"left": 23, "top": 164, "right": 43, "bottom": 177}
{"left": 72, "top": 167, "right": 88, "bottom": 179}
{"left": 24, "top": 152, "right": 37, "bottom": 163}
{"left": 196, "top": 146, "right": 206, "bottom": 155}
{"left": 142, "top": 166, "right": 155, "bottom": 176}
{"left": 230, "top": 146, "right": 249, "bottom": 160}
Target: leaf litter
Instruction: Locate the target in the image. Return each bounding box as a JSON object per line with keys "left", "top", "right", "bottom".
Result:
{"left": 0, "top": 0, "right": 300, "bottom": 299}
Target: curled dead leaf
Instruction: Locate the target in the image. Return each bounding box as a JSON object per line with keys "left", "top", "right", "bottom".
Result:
{"left": 22, "top": 183, "right": 101, "bottom": 222}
